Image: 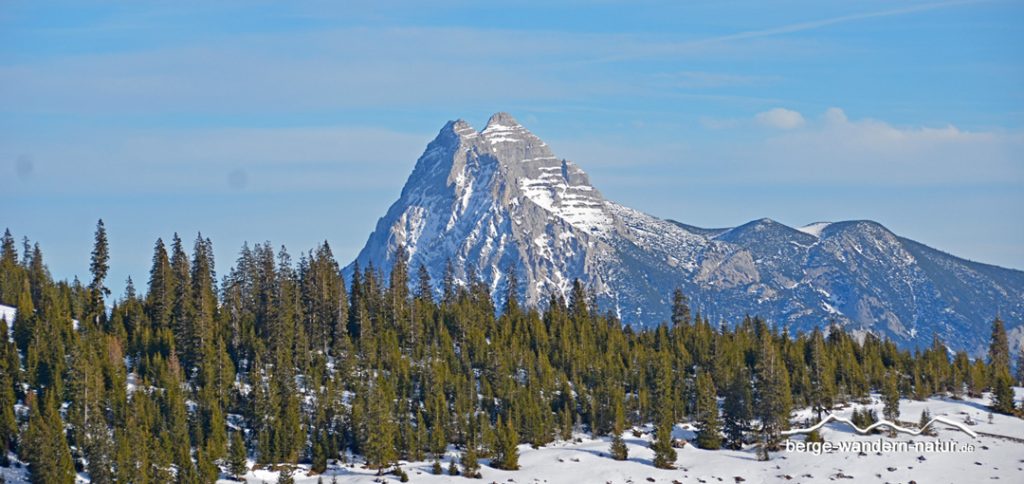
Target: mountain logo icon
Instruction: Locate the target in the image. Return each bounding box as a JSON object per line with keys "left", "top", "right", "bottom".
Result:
{"left": 782, "top": 413, "right": 978, "bottom": 438}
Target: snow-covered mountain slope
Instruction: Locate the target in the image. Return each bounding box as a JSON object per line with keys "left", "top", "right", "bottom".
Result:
{"left": 346, "top": 113, "right": 1024, "bottom": 355}
{"left": 224, "top": 389, "right": 1024, "bottom": 483}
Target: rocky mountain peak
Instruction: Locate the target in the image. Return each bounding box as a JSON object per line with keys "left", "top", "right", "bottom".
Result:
{"left": 348, "top": 113, "right": 1024, "bottom": 355}
{"left": 448, "top": 118, "right": 477, "bottom": 137}
{"left": 483, "top": 111, "right": 520, "bottom": 129}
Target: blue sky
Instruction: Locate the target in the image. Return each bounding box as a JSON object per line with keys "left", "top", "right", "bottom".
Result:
{"left": 2, "top": 0, "right": 1022, "bottom": 294}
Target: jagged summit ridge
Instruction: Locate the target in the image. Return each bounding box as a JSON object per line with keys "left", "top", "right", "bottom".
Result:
{"left": 482, "top": 111, "right": 525, "bottom": 135}
{"left": 347, "top": 113, "right": 1024, "bottom": 355}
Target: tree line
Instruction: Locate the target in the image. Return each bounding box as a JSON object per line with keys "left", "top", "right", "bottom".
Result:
{"left": 0, "top": 221, "right": 1021, "bottom": 483}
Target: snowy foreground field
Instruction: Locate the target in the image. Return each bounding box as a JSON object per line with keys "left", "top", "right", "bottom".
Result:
{"left": 234, "top": 390, "right": 1022, "bottom": 484}
{"left": 1, "top": 390, "right": 1020, "bottom": 484}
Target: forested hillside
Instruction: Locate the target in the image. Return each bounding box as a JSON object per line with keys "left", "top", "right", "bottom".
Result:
{"left": 0, "top": 221, "right": 1020, "bottom": 483}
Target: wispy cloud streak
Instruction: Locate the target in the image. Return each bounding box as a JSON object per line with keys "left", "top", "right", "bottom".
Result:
{"left": 582, "top": 0, "right": 987, "bottom": 64}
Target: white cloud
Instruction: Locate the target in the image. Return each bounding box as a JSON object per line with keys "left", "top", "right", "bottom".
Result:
{"left": 698, "top": 0, "right": 980, "bottom": 45}
{"left": 579, "top": 0, "right": 981, "bottom": 64}
{"left": 823, "top": 107, "right": 848, "bottom": 124}
{"left": 739, "top": 108, "right": 1023, "bottom": 185}
{"left": 755, "top": 108, "right": 806, "bottom": 129}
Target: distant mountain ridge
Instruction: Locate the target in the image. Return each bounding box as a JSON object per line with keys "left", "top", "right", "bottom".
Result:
{"left": 347, "top": 112, "right": 1024, "bottom": 355}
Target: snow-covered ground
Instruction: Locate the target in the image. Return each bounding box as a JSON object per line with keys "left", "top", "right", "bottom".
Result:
{"left": 0, "top": 304, "right": 15, "bottom": 342}
{"left": 0, "top": 389, "right": 1019, "bottom": 483}
{"left": 0, "top": 304, "right": 15, "bottom": 325}
{"left": 225, "top": 389, "right": 1024, "bottom": 484}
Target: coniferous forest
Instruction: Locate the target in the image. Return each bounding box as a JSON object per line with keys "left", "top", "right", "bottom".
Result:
{"left": 0, "top": 221, "right": 1021, "bottom": 483}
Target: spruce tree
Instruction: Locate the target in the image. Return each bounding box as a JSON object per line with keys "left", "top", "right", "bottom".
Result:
{"left": 412, "top": 409, "right": 428, "bottom": 462}
{"left": 88, "top": 219, "right": 110, "bottom": 318}
{"left": 311, "top": 436, "right": 328, "bottom": 474}
{"left": 196, "top": 448, "right": 219, "bottom": 483}
{"left": 277, "top": 466, "right": 295, "bottom": 484}
{"left": 26, "top": 243, "right": 48, "bottom": 311}
{"left": 918, "top": 408, "right": 935, "bottom": 436}
{"left": 0, "top": 319, "right": 17, "bottom": 460}
{"left": 0, "top": 228, "right": 20, "bottom": 305}
{"left": 273, "top": 367, "right": 303, "bottom": 463}
{"left": 991, "top": 368, "right": 1016, "bottom": 414}
{"left": 145, "top": 238, "right": 174, "bottom": 332}
{"left": 559, "top": 404, "right": 573, "bottom": 441}
{"left": 988, "top": 317, "right": 1016, "bottom": 414}
{"left": 807, "top": 327, "right": 834, "bottom": 420}
{"left": 228, "top": 430, "right": 249, "bottom": 479}
{"left": 988, "top": 317, "right": 1010, "bottom": 372}
{"left": 12, "top": 279, "right": 35, "bottom": 353}
{"left": 419, "top": 383, "right": 443, "bottom": 453}
{"left": 492, "top": 416, "right": 519, "bottom": 470}
{"left": 609, "top": 393, "right": 628, "bottom": 460}
{"left": 882, "top": 370, "right": 900, "bottom": 436}
{"left": 670, "top": 288, "right": 691, "bottom": 327}
{"left": 22, "top": 392, "right": 75, "bottom": 484}
{"left": 169, "top": 233, "right": 195, "bottom": 368}
{"left": 363, "top": 378, "right": 397, "bottom": 474}
{"left": 968, "top": 359, "right": 988, "bottom": 397}
{"left": 651, "top": 347, "right": 679, "bottom": 468}
{"left": 650, "top": 413, "right": 677, "bottom": 469}
{"left": 695, "top": 371, "right": 721, "bottom": 449}
{"left": 460, "top": 446, "right": 481, "bottom": 478}
{"left": 753, "top": 327, "right": 791, "bottom": 458}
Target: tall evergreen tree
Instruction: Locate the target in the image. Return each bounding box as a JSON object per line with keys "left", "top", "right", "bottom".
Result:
{"left": 753, "top": 327, "right": 791, "bottom": 459}
{"left": 988, "top": 317, "right": 1010, "bottom": 372}
{"left": 12, "top": 279, "right": 35, "bottom": 354}
{"left": 988, "top": 317, "right": 1016, "bottom": 414}
{"left": 0, "top": 319, "right": 16, "bottom": 462}
{"left": 460, "top": 445, "right": 481, "bottom": 478}
{"left": 722, "top": 368, "right": 752, "bottom": 450}
{"left": 991, "top": 368, "right": 1016, "bottom": 415}
{"left": 807, "top": 327, "right": 835, "bottom": 420}
{"left": 88, "top": 219, "right": 110, "bottom": 319}
{"left": 609, "top": 391, "right": 628, "bottom": 460}
{"left": 670, "top": 288, "right": 690, "bottom": 327}
{"left": 650, "top": 412, "right": 677, "bottom": 469}
{"left": 694, "top": 371, "right": 721, "bottom": 449}
{"left": 363, "top": 378, "right": 397, "bottom": 474}
{"left": 22, "top": 392, "right": 75, "bottom": 484}
{"left": 228, "top": 431, "right": 249, "bottom": 479}
{"left": 0, "top": 228, "right": 21, "bottom": 305}
{"left": 882, "top": 370, "right": 901, "bottom": 436}
{"left": 492, "top": 416, "right": 519, "bottom": 471}
{"left": 169, "top": 234, "right": 194, "bottom": 367}
{"left": 146, "top": 238, "right": 174, "bottom": 332}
